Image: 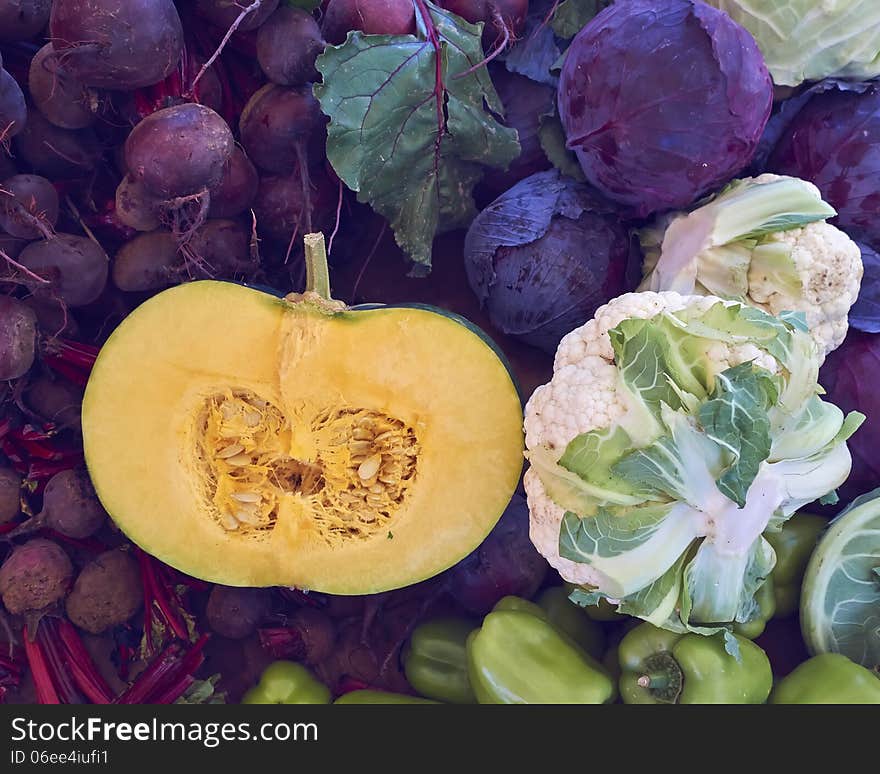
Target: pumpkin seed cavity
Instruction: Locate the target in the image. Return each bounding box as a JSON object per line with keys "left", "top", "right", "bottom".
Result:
{"left": 195, "top": 390, "right": 419, "bottom": 544}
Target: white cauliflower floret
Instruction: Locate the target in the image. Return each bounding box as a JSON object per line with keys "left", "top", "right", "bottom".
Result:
{"left": 524, "top": 357, "right": 626, "bottom": 452}
{"left": 748, "top": 221, "right": 863, "bottom": 357}
{"left": 524, "top": 468, "right": 600, "bottom": 586}
{"left": 524, "top": 290, "right": 784, "bottom": 583}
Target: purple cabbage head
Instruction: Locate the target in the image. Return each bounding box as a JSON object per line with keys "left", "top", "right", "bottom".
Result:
{"left": 820, "top": 331, "right": 880, "bottom": 505}
{"left": 767, "top": 82, "right": 880, "bottom": 252}
{"left": 558, "top": 0, "right": 773, "bottom": 217}
{"left": 464, "top": 169, "right": 639, "bottom": 355}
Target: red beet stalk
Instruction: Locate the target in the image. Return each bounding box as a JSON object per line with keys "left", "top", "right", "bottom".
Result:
{"left": 55, "top": 619, "right": 114, "bottom": 704}
{"left": 117, "top": 635, "right": 209, "bottom": 704}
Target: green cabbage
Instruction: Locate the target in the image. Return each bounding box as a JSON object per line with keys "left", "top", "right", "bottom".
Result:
{"left": 705, "top": 1, "right": 880, "bottom": 87}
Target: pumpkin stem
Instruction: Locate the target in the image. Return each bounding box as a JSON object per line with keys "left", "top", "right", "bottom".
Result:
{"left": 304, "top": 233, "right": 332, "bottom": 301}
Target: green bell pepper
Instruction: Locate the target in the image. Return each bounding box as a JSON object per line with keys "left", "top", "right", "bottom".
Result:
{"left": 466, "top": 607, "right": 614, "bottom": 704}
{"left": 334, "top": 690, "right": 438, "bottom": 704}
{"left": 765, "top": 511, "right": 825, "bottom": 617}
{"left": 403, "top": 617, "right": 476, "bottom": 704}
{"left": 618, "top": 623, "right": 772, "bottom": 704}
{"left": 732, "top": 576, "right": 776, "bottom": 639}
{"left": 771, "top": 654, "right": 880, "bottom": 704}
{"left": 536, "top": 586, "right": 606, "bottom": 659}
{"left": 241, "top": 661, "right": 331, "bottom": 704}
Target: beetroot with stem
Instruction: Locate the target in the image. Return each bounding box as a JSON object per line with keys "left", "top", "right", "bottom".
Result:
{"left": 0, "top": 467, "right": 22, "bottom": 524}
{"left": 0, "top": 296, "right": 38, "bottom": 380}
{"left": 208, "top": 146, "right": 258, "bottom": 219}
{"left": 321, "top": 0, "right": 417, "bottom": 44}
{"left": 66, "top": 549, "right": 143, "bottom": 634}
{"left": 17, "top": 234, "right": 109, "bottom": 307}
{"left": 238, "top": 83, "right": 325, "bottom": 174}
{"left": 0, "top": 174, "right": 59, "bottom": 239}
{"left": 195, "top": 0, "right": 280, "bottom": 33}
{"left": 0, "top": 538, "right": 73, "bottom": 615}
{"left": 125, "top": 103, "right": 234, "bottom": 199}
{"left": 205, "top": 585, "right": 271, "bottom": 640}
{"left": 28, "top": 43, "right": 97, "bottom": 130}
{"left": 0, "top": 68, "right": 27, "bottom": 141}
{"left": 256, "top": 7, "right": 325, "bottom": 87}
{"left": 14, "top": 108, "right": 101, "bottom": 179}
{"left": 5, "top": 468, "right": 105, "bottom": 540}
{"left": 0, "top": 1, "right": 51, "bottom": 43}
{"left": 49, "top": 0, "right": 184, "bottom": 91}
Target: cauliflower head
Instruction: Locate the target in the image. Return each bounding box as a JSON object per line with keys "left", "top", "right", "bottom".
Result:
{"left": 640, "top": 174, "right": 863, "bottom": 360}
{"left": 524, "top": 291, "right": 782, "bottom": 585}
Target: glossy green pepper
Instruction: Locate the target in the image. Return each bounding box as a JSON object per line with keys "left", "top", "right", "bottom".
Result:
{"left": 771, "top": 654, "right": 880, "bottom": 704}
{"left": 536, "top": 587, "right": 606, "bottom": 658}
{"left": 334, "top": 690, "right": 438, "bottom": 704}
{"left": 241, "top": 661, "right": 331, "bottom": 704}
{"left": 732, "top": 576, "right": 776, "bottom": 639}
{"left": 619, "top": 623, "right": 772, "bottom": 704}
{"left": 466, "top": 608, "right": 614, "bottom": 704}
{"left": 403, "top": 617, "right": 476, "bottom": 704}
{"left": 765, "top": 512, "right": 826, "bottom": 617}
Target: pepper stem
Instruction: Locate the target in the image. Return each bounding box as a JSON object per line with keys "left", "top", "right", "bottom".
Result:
{"left": 304, "top": 233, "right": 332, "bottom": 301}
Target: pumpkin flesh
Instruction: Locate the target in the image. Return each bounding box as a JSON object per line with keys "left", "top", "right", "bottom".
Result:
{"left": 82, "top": 281, "right": 524, "bottom": 593}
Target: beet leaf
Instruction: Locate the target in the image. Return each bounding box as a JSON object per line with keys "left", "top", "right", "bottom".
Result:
{"left": 314, "top": 0, "right": 519, "bottom": 274}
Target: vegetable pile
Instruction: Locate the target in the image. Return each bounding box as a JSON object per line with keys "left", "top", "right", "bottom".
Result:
{"left": 0, "top": 0, "right": 878, "bottom": 706}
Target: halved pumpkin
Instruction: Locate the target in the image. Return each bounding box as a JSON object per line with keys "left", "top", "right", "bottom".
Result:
{"left": 82, "top": 237, "right": 523, "bottom": 593}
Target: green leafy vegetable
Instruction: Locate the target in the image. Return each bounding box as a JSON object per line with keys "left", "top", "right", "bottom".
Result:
{"left": 314, "top": 1, "right": 519, "bottom": 274}
{"left": 551, "top": 0, "right": 608, "bottom": 40}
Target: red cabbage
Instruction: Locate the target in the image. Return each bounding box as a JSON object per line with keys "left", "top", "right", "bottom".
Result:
{"left": 849, "top": 243, "right": 880, "bottom": 335}
{"left": 464, "top": 169, "right": 639, "bottom": 354}
{"left": 819, "top": 331, "right": 880, "bottom": 504}
{"left": 767, "top": 83, "right": 880, "bottom": 252}
{"left": 558, "top": 0, "right": 773, "bottom": 217}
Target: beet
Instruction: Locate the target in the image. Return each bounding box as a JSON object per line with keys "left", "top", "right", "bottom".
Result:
{"left": 440, "top": 0, "right": 528, "bottom": 47}
{"left": 65, "top": 549, "right": 142, "bottom": 634}
{"left": 112, "top": 230, "right": 179, "bottom": 292}
{"left": 114, "top": 174, "right": 162, "bottom": 232}
{"left": 0, "top": 538, "right": 73, "bottom": 615}
{"left": 207, "top": 147, "right": 259, "bottom": 219}
{"left": 28, "top": 42, "right": 96, "bottom": 130}
{"left": 206, "top": 586, "right": 272, "bottom": 639}
{"left": 239, "top": 84, "right": 324, "bottom": 174}
{"left": 124, "top": 103, "right": 235, "bottom": 199}
{"left": 24, "top": 374, "right": 83, "bottom": 431}
{"left": 37, "top": 468, "right": 105, "bottom": 539}
{"left": 14, "top": 108, "right": 101, "bottom": 179}
{"left": 186, "top": 218, "right": 256, "bottom": 277}
{"left": 0, "top": 68, "right": 27, "bottom": 140}
{"left": 0, "top": 295, "right": 38, "bottom": 380}
{"left": 256, "top": 7, "right": 325, "bottom": 87}
{"left": 0, "top": 0, "right": 51, "bottom": 43}
{"left": 17, "top": 233, "right": 109, "bottom": 307}
{"left": 195, "top": 0, "right": 280, "bottom": 32}
{"left": 49, "top": 0, "right": 184, "bottom": 91}
{"left": 0, "top": 467, "right": 22, "bottom": 524}
{"left": 253, "top": 167, "right": 336, "bottom": 242}
{"left": 0, "top": 174, "right": 59, "bottom": 239}
{"left": 322, "top": 0, "right": 416, "bottom": 45}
